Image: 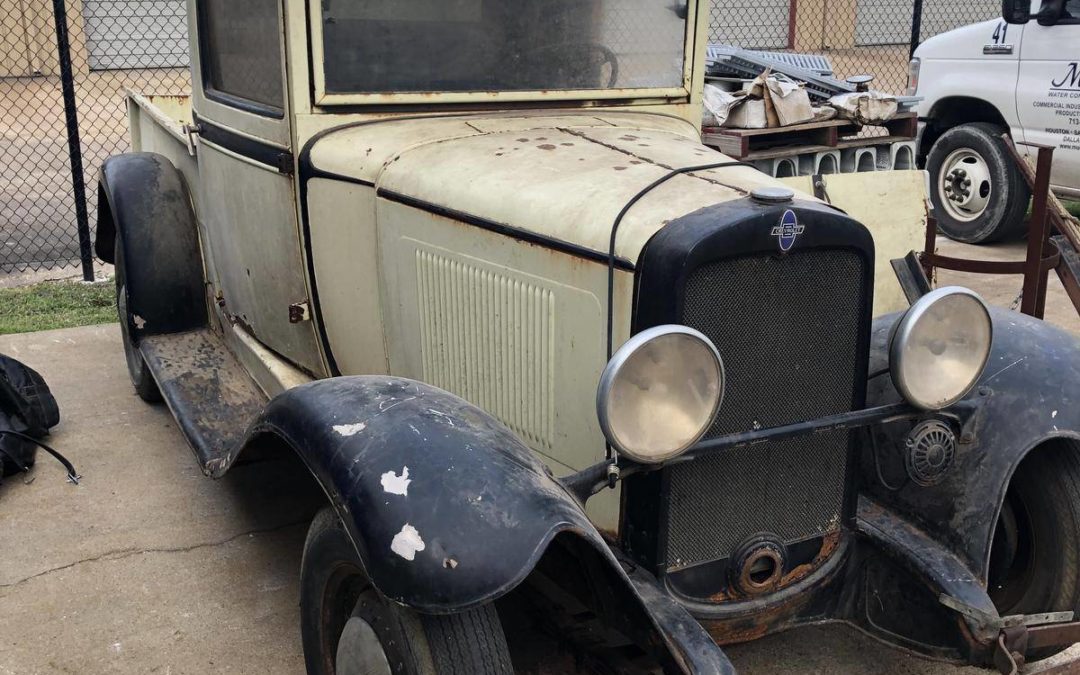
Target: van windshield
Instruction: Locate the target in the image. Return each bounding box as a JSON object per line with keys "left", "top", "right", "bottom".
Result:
{"left": 320, "top": 0, "right": 689, "bottom": 95}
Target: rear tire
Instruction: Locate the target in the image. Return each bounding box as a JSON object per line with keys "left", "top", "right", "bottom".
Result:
{"left": 927, "top": 122, "right": 1030, "bottom": 244}
{"left": 114, "top": 232, "right": 161, "bottom": 403}
{"left": 300, "top": 507, "right": 514, "bottom": 675}
{"left": 989, "top": 443, "right": 1080, "bottom": 661}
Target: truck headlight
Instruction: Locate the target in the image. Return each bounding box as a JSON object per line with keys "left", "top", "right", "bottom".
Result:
{"left": 596, "top": 325, "right": 724, "bottom": 463}
{"left": 890, "top": 287, "right": 992, "bottom": 410}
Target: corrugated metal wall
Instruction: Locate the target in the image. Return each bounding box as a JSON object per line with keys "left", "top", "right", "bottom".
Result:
{"left": 83, "top": 0, "right": 188, "bottom": 70}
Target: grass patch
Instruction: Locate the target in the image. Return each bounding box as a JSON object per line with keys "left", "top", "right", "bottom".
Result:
{"left": 0, "top": 280, "right": 116, "bottom": 335}
{"left": 1066, "top": 200, "right": 1080, "bottom": 219}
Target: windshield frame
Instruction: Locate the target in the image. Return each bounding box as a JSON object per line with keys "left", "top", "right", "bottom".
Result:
{"left": 308, "top": 0, "right": 701, "bottom": 106}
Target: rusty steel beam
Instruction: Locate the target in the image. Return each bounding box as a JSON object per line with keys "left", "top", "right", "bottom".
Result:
{"left": 1019, "top": 146, "right": 1055, "bottom": 317}
{"left": 1003, "top": 139, "right": 1080, "bottom": 253}
{"left": 1053, "top": 235, "right": 1080, "bottom": 313}
{"left": 922, "top": 252, "right": 1060, "bottom": 276}
{"left": 924, "top": 138, "right": 1077, "bottom": 320}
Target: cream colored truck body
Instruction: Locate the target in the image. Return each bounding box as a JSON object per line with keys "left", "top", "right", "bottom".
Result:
{"left": 124, "top": 0, "right": 927, "bottom": 532}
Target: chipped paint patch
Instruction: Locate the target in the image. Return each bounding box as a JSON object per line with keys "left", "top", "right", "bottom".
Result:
{"left": 132, "top": 315, "right": 147, "bottom": 329}
{"left": 333, "top": 422, "right": 367, "bottom": 436}
{"left": 1053, "top": 410, "right": 1059, "bottom": 419}
{"left": 381, "top": 466, "right": 411, "bottom": 496}
{"left": 444, "top": 557, "right": 458, "bottom": 569}
{"left": 391, "top": 523, "right": 425, "bottom": 561}
{"left": 427, "top": 409, "right": 456, "bottom": 427}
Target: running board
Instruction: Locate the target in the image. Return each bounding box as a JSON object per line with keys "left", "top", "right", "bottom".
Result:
{"left": 139, "top": 328, "right": 267, "bottom": 476}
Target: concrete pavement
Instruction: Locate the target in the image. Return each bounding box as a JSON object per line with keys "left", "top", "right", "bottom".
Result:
{"left": 0, "top": 313, "right": 1077, "bottom": 673}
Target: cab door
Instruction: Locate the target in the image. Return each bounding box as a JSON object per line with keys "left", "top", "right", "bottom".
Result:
{"left": 1017, "top": 0, "right": 1080, "bottom": 192}
{"left": 187, "top": 0, "right": 326, "bottom": 376}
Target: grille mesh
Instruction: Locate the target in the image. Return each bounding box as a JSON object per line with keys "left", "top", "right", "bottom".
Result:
{"left": 665, "top": 249, "right": 866, "bottom": 568}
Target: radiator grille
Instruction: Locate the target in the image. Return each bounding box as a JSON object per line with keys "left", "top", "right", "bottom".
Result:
{"left": 416, "top": 249, "right": 555, "bottom": 449}
{"left": 665, "top": 249, "right": 866, "bottom": 568}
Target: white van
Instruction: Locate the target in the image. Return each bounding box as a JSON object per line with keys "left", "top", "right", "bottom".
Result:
{"left": 911, "top": 0, "right": 1079, "bottom": 242}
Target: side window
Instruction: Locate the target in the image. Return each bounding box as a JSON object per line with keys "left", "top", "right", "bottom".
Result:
{"left": 199, "top": 0, "right": 285, "bottom": 113}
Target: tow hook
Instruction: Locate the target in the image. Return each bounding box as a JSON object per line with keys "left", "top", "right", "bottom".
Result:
{"left": 994, "top": 622, "right": 1080, "bottom": 674}
{"left": 939, "top": 595, "right": 1080, "bottom": 674}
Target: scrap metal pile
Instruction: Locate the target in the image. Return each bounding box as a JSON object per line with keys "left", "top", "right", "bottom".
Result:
{"left": 703, "top": 44, "right": 919, "bottom": 130}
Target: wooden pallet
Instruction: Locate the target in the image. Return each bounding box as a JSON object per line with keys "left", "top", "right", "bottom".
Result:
{"left": 702, "top": 111, "right": 917, "bottom": 160}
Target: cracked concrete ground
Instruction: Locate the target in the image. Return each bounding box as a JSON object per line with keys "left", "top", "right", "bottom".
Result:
{"left": 0, "top": 324, "right": 324, "bottom": 673}
{"left": 1, "top": 284, "right": 1078, "bottom": 673}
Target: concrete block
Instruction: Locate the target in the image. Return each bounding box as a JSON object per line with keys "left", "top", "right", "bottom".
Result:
{"left": 877, "top": 141, "right": 917, "bottom": 170}
{"left": 841, "top": 147, "right": 878, "bottom": 173}
{"left": 799, "top": 150, "right": 840, "bottom": 176}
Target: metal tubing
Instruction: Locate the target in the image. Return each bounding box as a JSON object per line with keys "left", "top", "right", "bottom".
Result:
{"left": 922, "top": 213, "right": 937, "bottom": 280}
{"left": 922, "top": 251, "right": 1060, "bottom": 276}
{"left": 51, "top": 0, "right": 94, "bottom": 282}
{"left": 923, "top": 141, "right": 1073, "bottom": 320}
{"left": 1021, "top": 146, "right": 1055, "bottom": 317}
{"left": 909, "top": 0, "right": 925, "bottom": 59}
{"left": 678, "top": 402, "right": 916, "bottom": 461}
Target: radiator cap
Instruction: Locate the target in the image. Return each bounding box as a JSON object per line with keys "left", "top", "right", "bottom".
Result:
{"left": 750, "top": 186, "right": 795, "bottom": 204}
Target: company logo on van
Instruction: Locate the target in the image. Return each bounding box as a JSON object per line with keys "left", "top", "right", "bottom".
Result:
{"left": 771, "top": 210, "right": 804, "bottom": 252}
{"left": 1052, "top": 62, "right": 1080, "bottom": 90}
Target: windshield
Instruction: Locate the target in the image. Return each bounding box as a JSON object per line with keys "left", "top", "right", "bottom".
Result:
{"left": 320, "top": 0, "right": 689, "bottom": 95}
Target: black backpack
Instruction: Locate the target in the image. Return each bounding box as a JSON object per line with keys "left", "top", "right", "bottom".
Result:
{"left": 0, "top": 354, "right": 78, "bottom": 483}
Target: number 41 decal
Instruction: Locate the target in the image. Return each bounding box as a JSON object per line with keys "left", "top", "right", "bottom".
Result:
{"left": 992, "top": 21, "right": 1009, "bottom": 44}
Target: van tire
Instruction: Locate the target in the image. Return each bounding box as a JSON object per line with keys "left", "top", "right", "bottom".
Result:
{"left": 927, "top": 122, "right": 1030, "bottom": 244}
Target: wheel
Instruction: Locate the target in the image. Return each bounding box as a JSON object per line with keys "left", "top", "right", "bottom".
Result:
{"left": 114, "top": 232, "right": 161, "bottom": 403}
{"left": 300, "top": 507, "right": 514, "bottom": 675}
{"left": 926, "top": 122, "right": 1030, "bottom": 244}
{"left": 988, "top": 443, "right": 1080, "bottom": 660}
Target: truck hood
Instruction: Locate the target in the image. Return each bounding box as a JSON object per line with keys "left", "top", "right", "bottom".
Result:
{"left": 914, "top": 19, "right": 1018, "bottom": 61}
{"left": 302, "top": 111, "right": 808, "bottom": 263}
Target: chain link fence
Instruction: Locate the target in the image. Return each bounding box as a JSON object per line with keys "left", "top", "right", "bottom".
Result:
{"left": 2, "top": 0, "right": 1001, "bottom": 277}
{"left": 708, "top": 0, "right": 1000, "bottom": 94}
{"left": 1, "top": 0, "right": 188, "bottom": 276}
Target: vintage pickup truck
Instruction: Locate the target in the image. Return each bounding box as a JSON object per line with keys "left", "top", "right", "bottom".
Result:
{"left": 95, "top": 0, "right": 1080, "bottom": 673}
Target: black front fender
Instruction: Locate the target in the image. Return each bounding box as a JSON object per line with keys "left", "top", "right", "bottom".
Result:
{"left": 249, "top": 377, "right": 578, "bottom": 611}
{"left": 866, "top": 307, "right": 1080, "bottom": 578}
{"left": 238, "top": 376, "right": 732, "bottom": 673}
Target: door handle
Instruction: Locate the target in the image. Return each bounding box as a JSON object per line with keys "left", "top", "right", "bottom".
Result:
{"left": 182, "top": 123, "right": 202, "bottom": 157}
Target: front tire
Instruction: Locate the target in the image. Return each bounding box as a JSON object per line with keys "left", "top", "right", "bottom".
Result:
{"left": 926, "top": 122, "right": 1030, "bottom": 244}
{"left": 989, "top": 443, "right": 1080, "bottom": 660}
{"left": 300, "top": 507, "right": 514, "bottom": 675}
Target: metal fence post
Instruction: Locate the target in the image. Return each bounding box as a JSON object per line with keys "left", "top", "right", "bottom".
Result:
{"left": 51, "top": 0, "right": 94, "bottom": 282}
{"left": 909, "top": 0, "right": 925, "bottom": 58}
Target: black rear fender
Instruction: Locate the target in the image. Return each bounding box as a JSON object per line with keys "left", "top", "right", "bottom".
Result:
{"left": 96, "top": 152, "right": 206, "bottom": 336}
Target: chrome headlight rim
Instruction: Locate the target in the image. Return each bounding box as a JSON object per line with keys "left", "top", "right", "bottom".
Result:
{"left": 890, "top": 286, "right": 993, "bottom": 411}
{"left": 597, "top": 324, "right": 725, "bottom": 464}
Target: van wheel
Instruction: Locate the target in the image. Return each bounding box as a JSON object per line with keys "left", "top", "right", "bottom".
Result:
{"left": 927, "top": 122, "right": 1030, "bottom": 244}
{"left": 300, "top": 507, "right": 514, "bottom": 675}
{"left": 988, "top": 443, "right": 1080, "bottom": 661}
{"left": 114, "top": 233, "right": 161, "bottom": 403}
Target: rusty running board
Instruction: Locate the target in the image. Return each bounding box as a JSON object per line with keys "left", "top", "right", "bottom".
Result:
{"left": 139, "top": 329, "right": 268, "bottom": 476}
